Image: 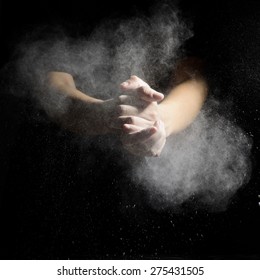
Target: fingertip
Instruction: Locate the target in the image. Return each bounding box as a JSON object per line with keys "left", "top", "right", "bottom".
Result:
{"left": 153, "top": 92, "right": 164, "bottom": 101}
{"left": 123, "top": 123, "right": 131, "bottom": 130}
{"left": 120, "top": 81, "right": 129, "bottom": 90}
{"left": 149, "top": 126, "right": 157, "bottom": 134}
{"left": 158, "top": 93, "right": 165, "bottom": 100}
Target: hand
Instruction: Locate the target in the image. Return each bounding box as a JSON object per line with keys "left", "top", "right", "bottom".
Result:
{"left": 121, "top": 119, "right": 166, "bottom": 157}
{"left": 118, "top": 75, "right": 167, "bottom": 156}
{"left": 120, "top": 75, "right": 164, "bottom": 102}
{"left": 100, "top": 75, "right": 164, "bottom": 132}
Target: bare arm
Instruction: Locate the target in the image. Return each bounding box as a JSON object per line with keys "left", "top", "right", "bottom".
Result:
{"left": 159, "top": 78, "right": 208, "bottom": 137}
{"left": 44, "top": 71, "right": 163, "bottom": 136}
{"left": 43, "top": 57, "right": 207, "bottom": 156}
{"left": 159, "top": 57, "right": 208, "bottom": 136}
{"left": 118, "top": 58, "right": 208, "bottom": 156}
{"left": 45, "top": 71, "right": 112, "bottom": 135}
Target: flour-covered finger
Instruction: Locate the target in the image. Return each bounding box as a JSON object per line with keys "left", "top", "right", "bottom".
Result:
{"left": 137, "top": 86, "right": 164, "bottom": 102}
{"left": 117, "top": 104, "right": 139, "bottom": 117}
{"left": 120, "top": 75, "right": 148, "bottom": 91}
{"left": 122, "top": 124, "right": 141, "bottom": 133}
{"left": 121, "top": 126, "right": 157, "bottom": 145}
{"left": 119, "top": 116, "right": 153, "bottom": 127}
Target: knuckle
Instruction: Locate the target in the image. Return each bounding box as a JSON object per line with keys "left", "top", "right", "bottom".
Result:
{"left": 138, "top": 85, "right": 146, "bottom": 93}
{"left": 143, "top": 85, "right": 150, "bottom": 92}
{"left": 138, "top": 85, "right": 152, "bottom": 97}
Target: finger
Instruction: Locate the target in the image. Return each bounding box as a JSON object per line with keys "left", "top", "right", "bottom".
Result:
{"left": 122, "top": 126, "right": 157, "bottom": 145}
{"left": 118, "top": 95, "right": 147, "bottom": 107}
{"left": 155, "top": 138, "right": 166, "bottom": 156}
{"left": 144, "top": 120, "right": 166, "bottom": 156}
{"left": 108, "top": 104, "right": 138, "bottom": 129}
{"left": 117, "top": 95, "right": 135, "bottom": 105}
{"left": 122, "top": 124, "right": 142, "bottom": 133}
{"left": 109, "top": 116, "right": 133, "bottom": 129}
{"left": 123, "top": 120, "right": 166, "bottom": 157}
{"left": 124, "top": 138, "right": 163, "bottom": 157}
{"left": 119, "top": 116, "right": 153, "bottom": 127}
{"left": 117, "top": 104, "right": 139, "bottom": 117}
{"left": 111, "top": 116, "right": 153, "bottom": 129}
{"left": 120, "top": 75, "right": 148, "bottom": 91}
{"left": 153, "top": 119, "right": 166, "bottom": 132}
{"left": 121, "top": 83, "right": 164, "bottom": 103}
{"left": 137, "top": 86, "right": 164, "bottom": 102}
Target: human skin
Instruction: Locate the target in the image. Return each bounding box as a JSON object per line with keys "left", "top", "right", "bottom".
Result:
{"left": 44, "top": 58, "right": 208, "bottom": 156}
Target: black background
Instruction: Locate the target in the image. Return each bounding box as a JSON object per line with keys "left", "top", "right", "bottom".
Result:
{"left": 0, "top": 0, "right": 259, "bottom": 259}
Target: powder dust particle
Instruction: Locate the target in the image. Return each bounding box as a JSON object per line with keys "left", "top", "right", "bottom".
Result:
{"left": 11, "top": 2, "right": 252, "bottom": 211}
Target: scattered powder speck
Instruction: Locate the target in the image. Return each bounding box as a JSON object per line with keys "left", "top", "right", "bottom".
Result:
{"left": 10, "top": 2, "right": 252, "bottom": 211}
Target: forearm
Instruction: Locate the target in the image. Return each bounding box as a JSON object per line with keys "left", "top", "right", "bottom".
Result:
{"left": 45, "top": 72, "right": 110, "bottom": 135}
{"left": 159, "top": 78, "right": 208, "bottom": 137}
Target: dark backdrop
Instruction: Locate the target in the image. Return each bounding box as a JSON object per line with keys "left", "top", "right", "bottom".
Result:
{"left": 0, "top": 0, "right": 259, "bottom": 259}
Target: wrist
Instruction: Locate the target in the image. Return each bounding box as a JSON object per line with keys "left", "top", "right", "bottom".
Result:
{"left": 158, "top": 103, "right": 171, "bottom": 137}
